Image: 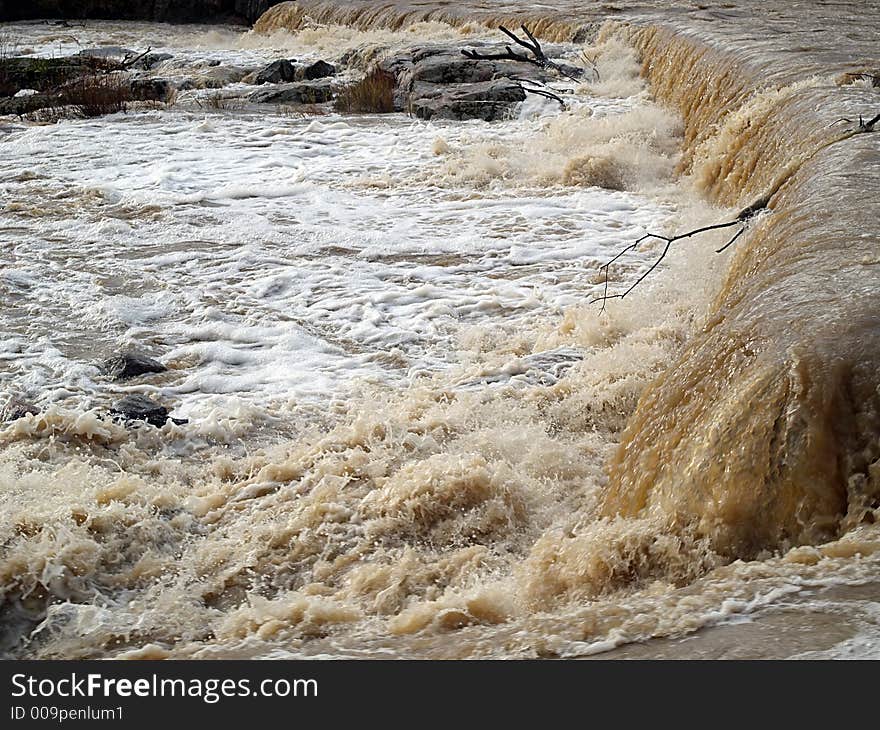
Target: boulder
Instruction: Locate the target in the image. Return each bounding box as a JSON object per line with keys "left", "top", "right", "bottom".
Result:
{"left": 254, "top": 59, "right": 297, "bottom": 84}
{"left": 302, "top": 60, "right": 336, "bottom": 80}
{"left": 103, "top": 352, "right": 167, "bottom": 380}
{"left": 373, "top": 44, "right": 567, "bottom": 120}
{"left": 111, "top": 394, "right": 178, "bottom": 427}
{"left": 248, "top": 79, "right": 334, "bottom": 104}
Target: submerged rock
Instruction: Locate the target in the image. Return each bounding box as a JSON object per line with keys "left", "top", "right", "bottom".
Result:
{"left": 189, "top": 65, "right": 250, "bottom": 89}
{"left": 111, "top": 394, "right": 183, "bottom": 427}
{"left": 248, "top": 79, "right": 335, "bottom": 104}
{"left": 103, "top": 352, "right": 167, "bottom": 380}
{"left": 255, "top": 59, "right": 297, "bottom": 84}
{"left": 0, "top": 397, "right": 39, "bottom": 422}
{"left": 74, "top": 46, "right": 136, "bottom": 60}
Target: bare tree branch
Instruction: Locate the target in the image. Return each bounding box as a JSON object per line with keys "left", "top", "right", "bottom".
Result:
{"left": 830, "top": 111, "right": 880, "bottom": 133}
{"left": 120, "top": 46, "right": 152, "bottom": 70}
{"left": 522, "top": 86, "right": 567, "bottom": 106}
{"left": 591, "top": 196, "right": 771, "bottom": 313}
{"left": 462, "top": 25, "right": 586, "bottom": 85}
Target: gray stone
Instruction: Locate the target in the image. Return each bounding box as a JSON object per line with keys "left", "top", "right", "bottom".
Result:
{"left": 103, "top": 352, "right": 167, "bottom": 380}
{"left": 74, "top": 46, "right": 136, "bottom": 60}
{"left": 254, "top": 59, "right": 297, "bottom": 85}
{"left": 409, "top": 79, "right": 526, "bottom": 122}
{"left": 248, "top": 79, "right": 335, "bottom": 105}
{"left": 374, "top": 44, "right": 566, "bottom": 120}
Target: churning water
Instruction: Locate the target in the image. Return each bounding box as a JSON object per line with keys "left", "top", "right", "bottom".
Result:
{"left": 1, "top": 1, "right": 879, "bottom": 659}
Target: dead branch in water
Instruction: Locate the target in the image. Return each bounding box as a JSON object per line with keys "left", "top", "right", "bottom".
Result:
{"left": 510, "top": 76, "right": 570, "bottom": 106}
{"left": 462, "top": 24, "right": 587, "bottom": 84}
{"left": 120, "top": 46, "right": 152, "bottom": 70}
{"left": 591, "top": 195, "right": 770, "bottom": 313}
{"left": 592, "top": 109, "right": 880, "bottom": 313}
{"left": 830, "top": 111, "right": 880, "bottom": 133}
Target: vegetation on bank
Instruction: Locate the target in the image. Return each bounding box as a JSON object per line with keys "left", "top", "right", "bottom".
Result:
{"left": 0, "top": 33, "right": 168, "bottom": 119}
{"left": 333, "top": 66, "right": 396, "bottom": 114}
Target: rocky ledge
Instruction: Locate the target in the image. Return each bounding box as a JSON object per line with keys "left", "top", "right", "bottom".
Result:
{"left": 377, "top": 43, "right": 582, "bottom": 121}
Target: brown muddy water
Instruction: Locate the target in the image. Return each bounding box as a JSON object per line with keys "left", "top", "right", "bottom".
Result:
{"left": 1, "top": 1, "right": 879, "bottom": 659}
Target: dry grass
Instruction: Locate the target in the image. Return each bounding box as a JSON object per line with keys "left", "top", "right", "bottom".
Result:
{"left": 279, "top": 103, "right": 330, "bottom": 119}
{"left": 333, "top": 66, "right": 396, "bottom": 114}
{"left": 58, "top": 74, "right": 132, "bottom": 117}
{"left": 196, "top": 93, "right": 245, "bottom": 111}
{"left": 0, "top": 30, "right": 18, "bottom": 95}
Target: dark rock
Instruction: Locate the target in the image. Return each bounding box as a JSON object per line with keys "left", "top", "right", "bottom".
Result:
{"left": 410, "top": 56, "right": 498, "bottom": 85}
{"left": 129, "top": 78, "right": 172, "bottom": 102}
{"left": 103, "top": 352, "right": 167, "bottom": 380}
{"left": 0, "top": 397, "right": 39, "bottom": 422}
{"left": 111, "top": 394, "right": 171, "bottom": 427}
{"left": 375, "top": 44, "right": 562, "bottom": 120}
{"left": 409, "top": 79, "right": 526, "bottom": 122}
{"left": 255, "top": 59, "right": 297, "bottom": 85}
{"left": 0, "top": 56, "right": 106, "bottom": 97}
{"left": 555, "top": 62, "right": 586, "bottom": 80}
{"left": 248, "top": 79, "right": 335, "bottom": 105}
{"left": 302, "top": 60, "right": 336, "bottom": 80}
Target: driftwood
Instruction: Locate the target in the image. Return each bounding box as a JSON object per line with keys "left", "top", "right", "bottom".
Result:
{"left": 831, "top": 111, "right": 880, "bottom": 133}
{"left": 462, "top": 25, "right": 586, "bottom": 85}
{"left": 509, "top": 76, "right": 569, "bottom": 106}
{"left": 591, "top": 195, "right": 770, "bottom": 313}
{"left": 120, "top": 46, "right": 153, "bottom": 70}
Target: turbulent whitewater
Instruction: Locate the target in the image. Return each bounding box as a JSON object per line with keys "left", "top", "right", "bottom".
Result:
{"left": 1, "top": 1, "right": 880, "bottom": 659}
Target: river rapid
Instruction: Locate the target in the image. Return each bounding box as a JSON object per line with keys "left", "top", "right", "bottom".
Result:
{"left": 1, "top": 1, "right": 879, "bottom": 659}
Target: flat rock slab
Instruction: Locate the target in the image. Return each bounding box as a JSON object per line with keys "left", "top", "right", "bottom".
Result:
{"left": 409, "top": 79, "right": 526, "bottom": 121}
{"left": 248, "top": 79, "right": 335, "bottom": 105}
{"left": 376, "top": 43, "right": 574, "bottom": 121}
